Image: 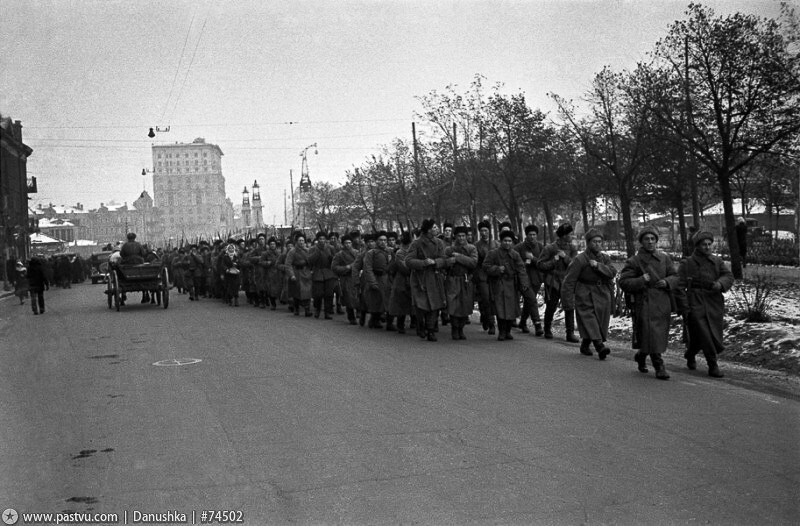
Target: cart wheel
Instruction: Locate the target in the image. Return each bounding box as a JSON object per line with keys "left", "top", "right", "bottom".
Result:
{"left": 112, "top": 271, "right": 121, "bottom": 311}
{"left": 106, "top": 275, "right": 113, "bottom": 309}
{"left": 161, "top": 267, "right": 170, "bottom": 309}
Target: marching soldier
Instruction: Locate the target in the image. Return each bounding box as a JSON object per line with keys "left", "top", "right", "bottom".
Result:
{"left": 537, "top": 223, "right": 579, "bottom": 342}
{"left": 474, "top": 220, "right": 498, "bottom": 335}
{"left": 444, "top": 226, "right": 478, "bottom": 339}
{"left": 221, "top": 242, "right": 241, "bottom": 307}
{"left": 286, "top": 232, "right": 313, "bottom": 316}
{"left": 514, "top": 224, "right": 545, "bottom": 336}
{"left": 308, "top": 231, "right": 338, "bottom": 319}
{"left": 406, "top": 219, "right": 448, "bottom": 341}
{"left": 483, "top": 230, "right": 529, "bottom": 341}
{"left": 249, "top": 234, "right": 269, "bottom": 308}
{"left": 363, "top": 231, "right": 393, "bottom": 329}
{"left": 261, "top": 237, "right": 283, "bottom": 310}
{"left": 561, "top": 229, "right": 617, "bottom": 359}
{"left": 675, "top": 231, "right": 734, "bottom": 378}
{"left": 619, "top": 227, "right": 680, "bottom": 380}
{"left": 388, "top": 231, "right": 413, "bottom": 334}
{"left": 332, "top": 234, "right": 359, "bottom": 324}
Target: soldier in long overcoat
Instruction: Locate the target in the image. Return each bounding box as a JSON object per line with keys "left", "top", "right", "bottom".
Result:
{"left": 247, "top": 234, "right": 269, "bottom": 308}
{"left": 387, "top": 231, "right": 413, "bottom": 333}
{"left": 307, "top": 231, "right": 338, "bottom": 319}
{"left": 619, "top": 227, "right": 681, "bottom": 380}
{"left": 351, "top": 234, "right": 375, "bottom": 326}
{"left": 444, "top": 226, "right": 478, "bottom": 340}
{"left": 239, "top": 238, "right": 256, "bottom": 305}
{"left": 561, "top": 229, "right": 617, "bottom": 359}
{"left": 261, "top": 237, "right": 283, "bottom": 310}
{"left": 406, "top": 219, "right": 448, "bottom": 341}
{"left": 221, "top": 242, "right": 242, "bottom": 307}
{"left": 537, "top": 223, "right": 579, "bottom": 342}
{"left": 483, "top": 230, "right": 529, "bottom": 341}
{"left": 286, "top": 232, "right": 313, "bottom": 316}
{"left": 277, "top": 240, "right": 294, "bottom": 310}
{"left": 184, "top": 244, "right": 205, "bottom": 301}
{"left": 674, "top": 231, "right": 734, "bottom": 378}
{"left": 363, "top": 231, "right": 393, "bottom": 329}
{"left": 473, "top": 220, "right": 499, "bottom": 335}
{"left": 332, "top": 234, "right": 359, "bottom": 324}
{"left": 26, "top": 257, "right": 49, "bottom": 315}
{"left": 514, "top": 224, "right": 545, "bottom": 336}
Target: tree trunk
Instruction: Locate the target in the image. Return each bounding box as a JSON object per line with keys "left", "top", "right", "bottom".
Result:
{"left": 718, "top": 172, "right": 743, "bottom": 279}
{"left": 618, "top": 183, "right": 636, "bottom": 257}
{"left": 542, "top": 199, "right": 554, "bottom": 243}
{"left": 581, "top": 197, "right": 589, "bottom": 233}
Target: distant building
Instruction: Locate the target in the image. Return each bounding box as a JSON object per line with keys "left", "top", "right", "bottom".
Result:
{"left": 0, "top": 115, "right": 35, "bottom": 285}
{"left": 151, "top": 137, "right": 234, "bottom": 242}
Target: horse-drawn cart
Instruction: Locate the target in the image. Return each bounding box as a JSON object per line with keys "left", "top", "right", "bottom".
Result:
{"left": 106, "top": 262, "right": 170, "bottom": 311}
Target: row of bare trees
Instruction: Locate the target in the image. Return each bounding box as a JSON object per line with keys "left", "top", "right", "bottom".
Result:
{"left": 303, "top": 4, "right": 800, "bottom": 279}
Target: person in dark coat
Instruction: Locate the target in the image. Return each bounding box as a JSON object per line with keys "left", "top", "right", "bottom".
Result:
{"left": 735, "top": 217, "right": 748, "bottom": 268}
{"left": 561, "top": 229, "right": 617, "bottom": 359}
{"left": 537, "top": 223, "right": 579, "bottom": 342}
{"left": 277, "top": 240, "right": 294, "bottom": 310}
{"left": 619, "top": 227, "right": 681, "bottom": 380}
{"left": 261, "top": 237, "right": 282, "bottom": 310}
{"left": 120, "top": 232, "right": 147, "bottom": 265}
{"left": 286, "top": 232, "right": 313, "bottom": 316}
{"left": 483, "top": 230, "right": 530, "bottom": 341}
{"left": 406, "top": 219, "right": 448, "bottom": 341}
{"left": 351, "top": 234, "right": 376, "bottom": 326}
{"left": 221, "top": 242, "right": 242, "bottom": 306}
{"left": 388, "top": 231, "right": 413, "bottom": 333}
{"left": 185, "top": 244, "right": 205, "bottom": 301}
{"left": 444, "top": 226, "right": 478, "bottom": 340}
{"left": 675, "top": 231, "right": 735, "bottom": 378}
{"left": 332, "top": 234, "right": 359, "bottom": 324}
{"left": 55, "top": 255, "right": 72, "bottom": 288}
{"left": 27, "top": 257, "right": 49, "bottom": 315}
{"left": 514, "top": 224, "right": 545, "bottom": 336}
{"left": 363, "top": 231, "right": 393, "bottom": 329}
{"left": 474, "top": 220, "right": 499, "bottom": 335}
{"left": 308, "top": 231, "right": 338, "bottom": 319}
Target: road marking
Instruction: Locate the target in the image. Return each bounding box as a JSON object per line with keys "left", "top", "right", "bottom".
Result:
{"left": 152, "top": 358, "right": 202, "bottom": 366}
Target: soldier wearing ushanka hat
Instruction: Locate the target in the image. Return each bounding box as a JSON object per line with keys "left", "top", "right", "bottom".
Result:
{"left": 443, "top": 226, "right": 478, "bottom": 340}
{"left": 332, "top": 233, "right": 359, "bottom": 324}
{"left": 483, "top": 229, "right": 529, "bottom": 341}
{"left": 514, "top": 224, "right": 545, "bottom": 336}
{"left": 619, "top": 226, "right": 680, "bottom": 380}
{"left": 674, "top": 231, "right": 734, "bottom": 378}
{"left": 406, "top": 219, "right": 448, "bottom": 341}
{"left": 260, "top": 235, "right": 283, "bottom": 309}
{"left": 474, "top": 220, "right": 499, "bottom": 335}
{"left": 561, "top": 228, "right": 617, "bottom": 359}
{"left": 307, "top": 230, "right": 338, "bottom": 319}
{"left": 537, "top": 222, "right": 579, "bottom": 342}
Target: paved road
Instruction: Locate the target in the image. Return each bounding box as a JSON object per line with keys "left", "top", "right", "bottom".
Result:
{"left": 1, "top": 284, "right": 798, "bottom": 525}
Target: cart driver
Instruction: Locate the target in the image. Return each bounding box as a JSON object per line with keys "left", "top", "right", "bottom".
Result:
{"left": 120, "top": 232, "right": 147, "bottom": 265}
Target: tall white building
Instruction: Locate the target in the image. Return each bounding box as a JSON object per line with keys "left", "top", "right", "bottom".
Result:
{"left": 151, "top": 138, "right": 234, "bottom": 242}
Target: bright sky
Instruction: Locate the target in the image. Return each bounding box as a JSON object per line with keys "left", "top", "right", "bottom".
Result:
{"left": 0, "top": 0, "right": 781, "bottom": 222}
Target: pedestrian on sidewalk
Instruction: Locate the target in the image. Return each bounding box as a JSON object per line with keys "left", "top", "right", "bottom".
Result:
{"left": 27, "top": 256, "right": 49, "bottom": 315}
{"left": 675, "top": 231, "right": 734, "bottom": 378}
{"left": 561, "top": 229, "right": 617, "bottom": 359}
{"left": 619, "top": 227, "right": 680, "bottom": 380}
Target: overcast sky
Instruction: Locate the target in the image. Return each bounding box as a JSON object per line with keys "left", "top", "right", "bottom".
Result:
{"left": 0, "top": 0, "right": 782, "bottom": 222}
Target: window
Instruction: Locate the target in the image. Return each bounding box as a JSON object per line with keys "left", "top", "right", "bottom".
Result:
{"left": 185, "top": 153, "right": 189, "bottom": 158}
{"left": 157, "top": 153, "right": 162, "bottom": 158}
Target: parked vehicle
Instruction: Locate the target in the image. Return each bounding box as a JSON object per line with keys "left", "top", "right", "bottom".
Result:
{"left": 89, "top": 251, "right": 113, "bottom": 284}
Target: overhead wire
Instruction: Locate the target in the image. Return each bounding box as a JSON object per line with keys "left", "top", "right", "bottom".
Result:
{"left": 169, "top": 11, "right": 208, "bottom": 123}
{"left": 160, "top": 7, "right": 198, "bottom": 123}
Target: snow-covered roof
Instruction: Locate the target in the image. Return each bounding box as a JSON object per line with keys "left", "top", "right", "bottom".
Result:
{"left": 703, "top": 198, "right": 795, "bottom": 216}
{"left": 39, "top": 218, "right": 75, "bottom": 228}
{"left": 30, "top": 233, "right": 63, "bottom": 244}
{"left": 49, "top": 205, "right": 88, "bottom": 214}
{"left": 69, "top": 239, "right": 100, "bottom": 246}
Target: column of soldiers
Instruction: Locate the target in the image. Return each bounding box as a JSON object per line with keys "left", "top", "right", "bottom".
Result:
{"left": 163, "top": 220, "right": 733, "bottom": 382}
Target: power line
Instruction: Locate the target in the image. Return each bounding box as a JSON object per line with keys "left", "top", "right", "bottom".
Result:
{"left": 25, "top": 118, "right": 410, "bottom": 129}
{"left": 26, "top": 132, "right": 400, "bottom": 143}
{"left": 160, "top": 7, "right": 198, "bottom": 122}
{"left": 169, "top": 12, "right": 208, "bottom": 122}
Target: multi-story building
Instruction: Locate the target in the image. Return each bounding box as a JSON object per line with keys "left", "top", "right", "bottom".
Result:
{"left": 150, "top": 137, "right": 234, "bottom": 242}
{"left": 1, "top": 115, "right": 35, "bottom": 285}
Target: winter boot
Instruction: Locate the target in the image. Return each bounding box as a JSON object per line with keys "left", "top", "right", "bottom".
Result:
{"left": 579, "top": 338, "right": 593, "bottom": 356}
{"left": 594, "top": 340, "right": 610, "bottom": 360}
{"left": 534, "top": 322, "right": 544, "bottom": 337}
{"left": 634, "top": 352, "right": 649, "bottom": 373}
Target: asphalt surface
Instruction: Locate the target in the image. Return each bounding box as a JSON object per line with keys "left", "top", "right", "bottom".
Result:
{"left": 1, "top": 283, "right": 798, "bottom": 525}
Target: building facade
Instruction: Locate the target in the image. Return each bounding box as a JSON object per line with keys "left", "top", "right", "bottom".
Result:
{"left": 151, "top": 137, "right": 234, "bottom": 242}
{"left": 1, "top": 115, "right": 35, "bottom": 285}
